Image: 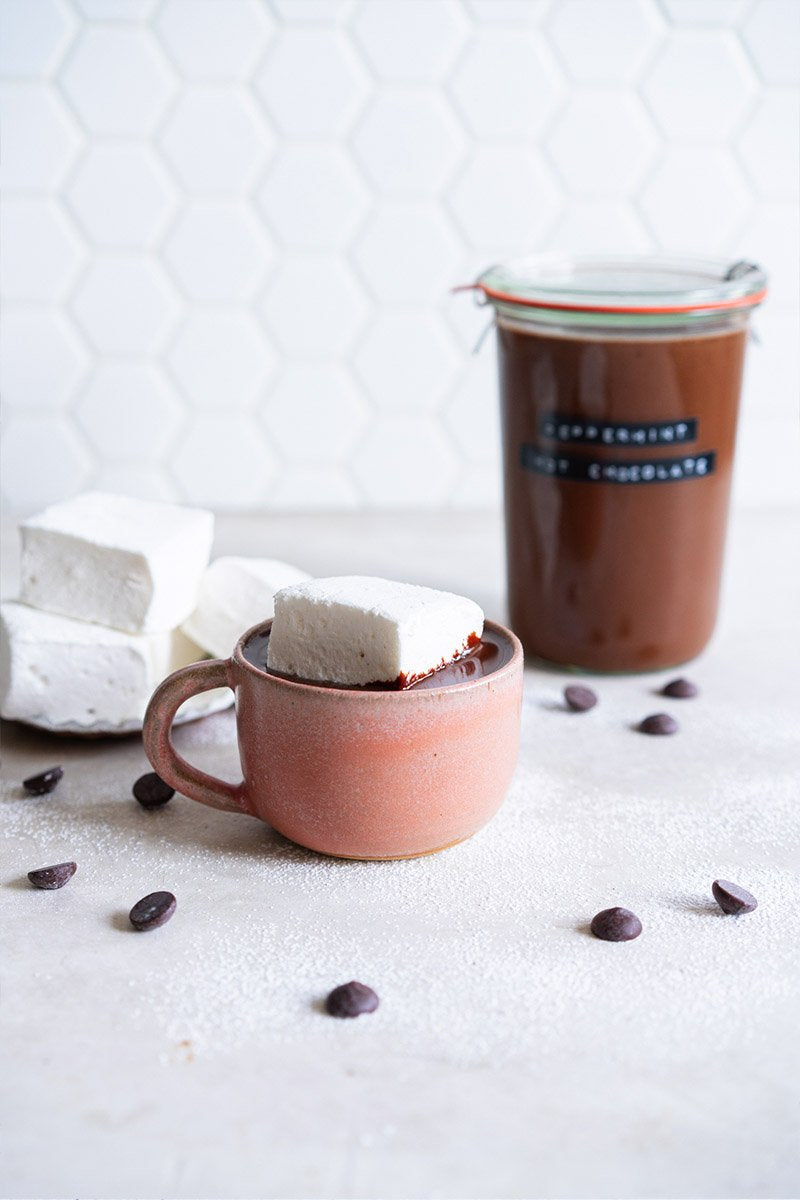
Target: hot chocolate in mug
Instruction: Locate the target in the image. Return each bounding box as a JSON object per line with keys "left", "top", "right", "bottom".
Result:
{"left": 143, "top": 618, "right": 523, "bottom": 860}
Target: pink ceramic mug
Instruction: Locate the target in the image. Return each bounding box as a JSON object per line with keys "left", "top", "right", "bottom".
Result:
{"left": 143, "top": 618, "right": 523, "bottom": 860}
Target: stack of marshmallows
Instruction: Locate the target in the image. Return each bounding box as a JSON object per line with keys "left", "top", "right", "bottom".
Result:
{"left": 0, "top": 492, "right": 308, "bottom": 733}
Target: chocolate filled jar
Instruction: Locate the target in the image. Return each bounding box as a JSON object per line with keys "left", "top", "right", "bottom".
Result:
{"left": 477, "top": 257, "right": 767, "bottom": 672}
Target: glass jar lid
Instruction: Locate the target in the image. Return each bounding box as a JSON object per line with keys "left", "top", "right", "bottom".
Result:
{"left": 475, "top": 255, "right": 767, "bottom": 322}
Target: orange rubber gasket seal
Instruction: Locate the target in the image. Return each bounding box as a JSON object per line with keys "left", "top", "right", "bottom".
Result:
{"left": 468, "top": 282, "right": 768, "bottom": 316}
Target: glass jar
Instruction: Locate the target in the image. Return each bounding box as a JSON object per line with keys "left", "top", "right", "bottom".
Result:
{"left": 476, "top": 256, "right": 768, "bottom": 672}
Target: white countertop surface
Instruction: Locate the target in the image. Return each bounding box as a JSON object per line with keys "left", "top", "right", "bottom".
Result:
{"left": 2, "top": 509, "right": 799, "bottom": 1200}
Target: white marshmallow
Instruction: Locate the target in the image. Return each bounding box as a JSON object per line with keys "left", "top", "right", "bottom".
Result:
{"left": 267, "top": 576, "right": 484, "bottom": 687}
{"left": 20, "top": 492, "right": 214, "bottom": 634}
{"left": 0, "top": 600, "right": 215, "bottom": 732}
{"left": 182, "top": 556, "right": 310, "bottom": 658}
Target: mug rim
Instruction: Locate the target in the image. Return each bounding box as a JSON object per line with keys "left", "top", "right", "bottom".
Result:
{"left": 232, "top": 616, "right": 523, "bottom": 698}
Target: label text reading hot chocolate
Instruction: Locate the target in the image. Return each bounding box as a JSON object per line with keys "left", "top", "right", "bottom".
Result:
{"left": 540, "top": 416, "right": 697, "bottom": 446}
{"left": 520, "top": 446, "right": 717, "bottom": 484}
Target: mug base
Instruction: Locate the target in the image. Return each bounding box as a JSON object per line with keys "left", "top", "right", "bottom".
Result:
{"left": 283, "top": 832, "right": 474, "bottom": 862}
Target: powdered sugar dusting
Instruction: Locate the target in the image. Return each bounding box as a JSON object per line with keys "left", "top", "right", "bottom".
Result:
{"left": 4, "top": 651, "right": 798, "bottom": 1081}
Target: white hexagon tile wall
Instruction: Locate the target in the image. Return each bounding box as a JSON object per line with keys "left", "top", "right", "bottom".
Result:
{"left": 1, "top": 0, "right": 798, "bottom": 514}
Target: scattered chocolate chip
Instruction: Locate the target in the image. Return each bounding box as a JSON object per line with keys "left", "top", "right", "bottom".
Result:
{"left": 712, "top": 879, "right": 758, "bottom": 915}
{"left": 133, "top": 772, "right": 175, "bottom": 809}
{"left": 661, "top": 677, "right": 698, "bottom": 699}
{"left": 27, "top": 861, "right": 77, "bottom": 890}
{"left": 564, "top": 685, "right": 598, "bottom": 712}
{"left": 590, "top": 907, "right": 643, "bottom": 942}
{"left": 638, "top": 712, "right": 678, "bottom": 735}
{"left": 325, "top": 981, "right": 379, "bottom": 1018}
{"left": 129, "top": 891, "right": 176, "bottom": 931}
{"left": 22, "top": 766, "right": 63, "bottom": 796}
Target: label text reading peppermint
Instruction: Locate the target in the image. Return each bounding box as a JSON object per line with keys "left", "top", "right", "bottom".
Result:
{"left": 539, "top": 415, "right": 697, "bottom": 446}
{"left": 520, "top": 446, "right": 716, "bottom": 484}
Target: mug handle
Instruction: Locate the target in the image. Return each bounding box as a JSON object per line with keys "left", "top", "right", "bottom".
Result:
{"left": 143, "top": 659, "right": 250, "bottom": 815}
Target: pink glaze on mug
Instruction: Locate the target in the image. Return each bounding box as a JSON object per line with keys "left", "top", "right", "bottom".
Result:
{"left": 143, "top": 618, "right": 523, "bottom": 860}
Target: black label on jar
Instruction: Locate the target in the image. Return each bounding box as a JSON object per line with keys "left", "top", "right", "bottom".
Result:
{"left": 539, "top": 415, "right": 697, "bottom": 446}
{"left": 520, "top": 445, "right": 716, "bottom": 484}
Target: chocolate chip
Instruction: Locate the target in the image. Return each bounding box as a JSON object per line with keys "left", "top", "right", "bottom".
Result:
{"left": 133, "top": 772, "right": 174, "bottom": 809}
{"left": 129, "top": 891, "right": 176, "bottom": 931}
{"left": 564, "top": 685, "right": 598, "bottom": 712}
{"left": 27, "top": 862, "right": 77, "bottom": 890}
{"left": 325, "top": 981, "right": 379, "bottom": 1018}
{"left": 22, "top": 766, "right": 63, "bottom": 796}
{"left": 712, "top": 879, "right": 758, "bottom": 915}
{"left": 638, "top": 712, "right": 678, "bottom": 735}
{"left": 661, "top": 677, "right": 698, "bottom": 699}
{"left": 590, "top": 907, "right": 643, "bottom": 942}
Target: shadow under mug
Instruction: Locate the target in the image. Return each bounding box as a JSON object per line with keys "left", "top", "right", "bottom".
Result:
{"left": 143, "top": 619, "right": 524, "bottom": 861}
